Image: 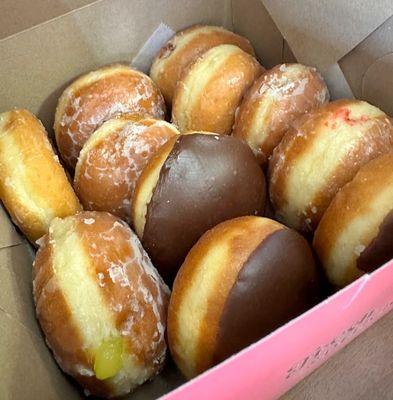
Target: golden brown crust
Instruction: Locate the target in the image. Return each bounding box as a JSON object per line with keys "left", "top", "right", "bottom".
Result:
{"left": 33, "top": 211, "right": 170, "bottom": 397}
{"left": 269, "top": 99, "right": 393, "bottom": 232}
{"left": 54, "top": 64, "right": 166, "bottom": 169}
{"left": 172, "top": 44, "right": 263, "bottom": 135}
{"left": 168, "top": 216, "right": 282, "bottom": 377}
{"left": 33, "top": 233, "right": 113, "bottom": 397}
{"left": 131, "top": 136, "right": 178, "bottom": 236}
{"left": 0, "top": 109, "right": 81, "bottom": 243}
{"left": 233, "top": 63, "right": 329, "bottom": 164}
{"left": 74, "top": 116, "right": 179, "bottom": 223}
{"left": 150, "top": 25, "right": 255, "bottom": 105}
{"left": 313, "top": 153, "right": 393, "bottom": 286}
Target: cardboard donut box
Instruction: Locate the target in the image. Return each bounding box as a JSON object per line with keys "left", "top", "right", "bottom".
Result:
{"left": 1, "top": 0, "right": 393, "bottom": 398}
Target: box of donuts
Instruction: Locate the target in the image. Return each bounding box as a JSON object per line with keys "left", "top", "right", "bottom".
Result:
{"left": 1, "top": 0, "right": 393, "bottom": 399}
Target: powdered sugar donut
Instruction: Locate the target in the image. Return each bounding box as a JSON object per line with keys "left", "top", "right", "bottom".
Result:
{"left": 233, "top": 63, "right": 329, "bottom": 165}
{"left": 33, "top": 211, "right": 170, "bottom": 398}
{"left": 313, "top": 153, "right": 393, "bottom": 287}
{"left": 74, "top": 115, "right": 179, "bottom": 223}
{"left": 0, "top": 108, "right": 81, "bottom": 243}
{"left": 150, "top": 25, "right": 255, "bottom": 105}
{"left": 172, "top": 44, "right": 263, "bottom": 135}
{"left": 269, "top": 99, "right": 393, "bottom": 233}
{"left": 54, "top": 64, "right": 166, "bottom": 169}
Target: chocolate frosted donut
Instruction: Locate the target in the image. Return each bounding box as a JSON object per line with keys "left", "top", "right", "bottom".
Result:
{"left": 132, "top": 133, "right": 265, "bottom": 282}
{"left": 314, "top": 153, "right": 393, "bottom": 287}
{"left": 54, "top": 64, "right": 166, "bottom": 169}
{"left": 33, "top": 211, "right": 170, "bottom": 398}
{"left": 150, "top": 25, "right": 255, "bottom": 105}
{"left": 74, "top": 115, "right": 179, "bottom": 223}
{"left": 172, "top": 44, "right": 263, "bottom": 135}
{"left": 168, "top": 216, "right": 320, "bottom": 378}
{"left": 233, "top": 63, "right": 329, "bottom": 165}
{"left": 269, "top": 99, "right": 393, "bottom": 233}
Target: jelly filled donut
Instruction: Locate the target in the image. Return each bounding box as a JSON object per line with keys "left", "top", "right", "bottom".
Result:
{"left": 314, "top": 153, "right": 393, "bottom": 287}
{"left": 172, "top": 44, "right": 263, "bottom": 135}
{"left": 54, "top": 64, "right": 166, "bottom": 169}
{"left": 33, "top": 211, "right": 170, "bottom": 398}
{"left": 150, "top": 25, "right": 255, "bottom": 105}
{"left": 233, "top": 63, "right": 329, "bottom": 165}
{"left": 132, "top": 133, "right": 265, "bottom": 283}
{"left": 168, "top": 216, "right": 320, "bottom": 378}
{"left": 0, "top": 109, "right": 81, "bottom": 243}
{"left": 269, "top": 99, "right": 393, "bottom": 233}
{"left": 74, "top": 115, "right": 179, "bottom": 223}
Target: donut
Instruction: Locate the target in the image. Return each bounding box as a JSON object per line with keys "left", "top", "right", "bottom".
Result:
{"left": 132, "top": 133, "right": 265, "bottom": 283}
{"left": 33, "top": 211, "right": 170, "bottom": 398}
{"left": 0, "top": 109, "right": 81, "bottom": 243}
{"left": 150, "top": 25, "right": 255, "bottom": 105}
{"left": 54, "top": 64, "right": 166, "bottom": 169}
{"left": 233, "top": 63, "right": 329, "bottom": 165}
{"left": 74, "top": 115, "right": 179, "bottom": 223}
{"left": 269, "top": 99, "right": 393, "bottom": 233}
{"left": 313, "top": 153, "right": 393, "bottom": 287}
{"left": 168, "top": 216, "right": 320, "bottom": 378}
{"left": 172, "top": 44, "right": 263, "bottom": 135}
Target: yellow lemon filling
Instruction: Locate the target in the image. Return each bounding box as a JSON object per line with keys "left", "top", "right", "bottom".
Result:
{"left": 94, "top": 337, "right": 124, "bottom": 380}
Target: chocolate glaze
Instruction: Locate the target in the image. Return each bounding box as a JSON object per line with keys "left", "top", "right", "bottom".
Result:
{"left": 357, "top": 210, "right": 393, "bottom": 273}
{"left": 213, "top": 228, "right": 320, "bottom": 363}
{"left": 142, "top": 133, "right": 265, "bottom": 283}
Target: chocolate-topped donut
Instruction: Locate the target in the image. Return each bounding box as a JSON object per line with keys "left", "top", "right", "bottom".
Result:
{"left": 168, "top": 216, "right": 320, "bottom": 378}
{"left": 314, "top": 153, "right": 393, "bottom": 287}
{"left": 132, "top": 133, "right": 265, "bottom": 282}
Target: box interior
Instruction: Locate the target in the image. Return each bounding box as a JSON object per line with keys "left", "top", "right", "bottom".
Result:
{"left": 1, "top": 0, "right": 393, "bottom": 398}
{"left": 0, "top": 0, "right": 293, "bottom": 398}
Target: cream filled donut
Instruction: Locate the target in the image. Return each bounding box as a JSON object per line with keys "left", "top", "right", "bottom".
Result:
{"left": 233, "top": 63, "right": 329, "bottom": 165}
{"left": 33, "top": 211, "right": 170, "bottom": 398}
{"left": 74, "top": 115, "right": 179, "bottom": 223}
{"left": 150, "top": 25, "right": 255, "bottom": 105}
{"left": 54, "top": 64, "right": 166, "bottom": 169}
{"left": 314, "top": 153, "right": 393, "bottom": 287}
{"left": 269, "top": 99, "right": 393, "bottom": 233}
{"left": 0, "top": 109, "right": 81, "bottom": 243}
{"left": 172, "top": 44, "right": 263, "bottom": 135}
{"left": 168, "top": 216, "right": 320, "bottom": 378}
{"left": 132, "top": 133, "right": 265, "bottom": 282}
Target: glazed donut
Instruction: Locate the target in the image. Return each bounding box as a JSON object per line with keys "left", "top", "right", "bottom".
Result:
{"left": 150, "top": 25, "right": 255, "bottom": 105}
{"left": 314, "top": 153, "right": 393, "bottom": 287}
{"left": 33, "top": 211, "right": 170, "bottom": 398}
{"left": 54, "top": 64, "right": 166, "bottom": 169}
{"left": 233, "top": 63, "right": 329, "bottom": 165}
{"left": 74, "top": 115, "right": 179, "bottom": 223}
{"left": 172, "top": 44, "right": 263, "bottom": 135}
{"left": 132, "top": 133, "right": 265, "bottom": 282}
{"left": 0, "top": 109, "right": 81, "bottom": 243}
{"left": 269, "top": 99, "right": 393, "bottom": 233}
{"left": 168, "top": 216, "right": 320, "bottom": 378}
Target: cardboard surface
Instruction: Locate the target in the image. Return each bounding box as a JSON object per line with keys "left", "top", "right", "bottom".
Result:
{"left": 0, "top": 205, "right": 21, "bottom": 249}
{"left": 283, "top": 309, "right": 393, "bottom": 399}
{"left": 0, "top": 1, "right": 393, "bottom": 399}
{"left": 340, "top": 15, "right": 393, "bottom": 115}
{"left": 261, "top": 0, "right": 393, "bottom": 99}
{"left": 0, "top": 0, "right": 97, "bottom": 39}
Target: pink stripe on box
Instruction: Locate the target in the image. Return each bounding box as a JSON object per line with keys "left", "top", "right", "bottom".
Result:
{"left": 162, "top": 259, "right": 393, "bottom": 400}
